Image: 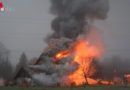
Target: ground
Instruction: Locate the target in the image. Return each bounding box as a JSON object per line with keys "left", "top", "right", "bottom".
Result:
{"left": 0, "top": 86, "right": 130, "bottom": 90}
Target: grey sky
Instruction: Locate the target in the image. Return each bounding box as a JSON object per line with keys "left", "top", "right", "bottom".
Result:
{"left": 0, "top": 0, "right": 130, "bottom": 65}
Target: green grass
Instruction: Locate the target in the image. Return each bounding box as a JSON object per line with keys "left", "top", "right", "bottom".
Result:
{"left": 0, "top": 86, "right": 130, "bottom": 90}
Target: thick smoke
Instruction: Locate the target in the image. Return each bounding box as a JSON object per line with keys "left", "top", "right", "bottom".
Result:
{"left": 47, "top": 0, "right": 109, "bottom": 40}
{"left": 30, "top": 0, "right": 109, "bottom": 86}
{"left": 30, "top": 55, "right": 78, "bottom": 86}
{"left": 29, "top": 39, "right": 78, "bottom": 86}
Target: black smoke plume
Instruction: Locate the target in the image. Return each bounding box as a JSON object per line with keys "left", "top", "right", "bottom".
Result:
{"left": 47, "top": 0, "right": 109, "bottom": 41}
{"left": 30, "top": 0, "right": 109, "bottom": 86}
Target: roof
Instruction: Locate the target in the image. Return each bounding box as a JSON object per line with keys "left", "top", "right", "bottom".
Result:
{"left": 14, "top": 67, "right": 31, "bottom": 79}
{"left": 13, "top": 63, "right": 31, "bottom": 80}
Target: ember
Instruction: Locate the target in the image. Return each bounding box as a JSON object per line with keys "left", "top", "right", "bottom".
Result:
{"left": 55, "top": 50, "right": 70, "bottom": 60}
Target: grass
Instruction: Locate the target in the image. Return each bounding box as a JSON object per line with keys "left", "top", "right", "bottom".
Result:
{"left": 0, "top": 85, "right": 130, "bottom": 90}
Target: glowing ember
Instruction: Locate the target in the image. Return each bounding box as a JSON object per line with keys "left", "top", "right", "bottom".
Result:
{"left": 56, "top": 53, "right": 62, "bottom": 58}
{"left": 54, "top": 50, "right": 71, "bottom": 64}
{"left": 55, "top": 50, "right": 70, "bottom": 59}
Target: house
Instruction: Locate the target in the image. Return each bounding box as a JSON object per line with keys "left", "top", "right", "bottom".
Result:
{"left": 13, "top": 55, "right": 45, "bottom": 86}
{"left": 13, "top": 64, "right": 32, "bottom": 86}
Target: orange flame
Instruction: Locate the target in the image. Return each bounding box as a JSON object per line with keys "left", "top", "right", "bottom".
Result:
{"left": 67, "top": 39, "right": 103, "bottom": 86}
{"left": 54, "top": 38, "right": 115, "bottom": 86}
{"left": 53, "top": 27, "right": 116, "bottom": 86}
{"left": 53, "top": 28, "right": 116, "bottom": 86}
{"left": 55, "top": 50, "right": 70, "bottom": 59}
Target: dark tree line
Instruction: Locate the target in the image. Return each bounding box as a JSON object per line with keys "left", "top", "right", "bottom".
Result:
{"left": 99, "top": 56, "right": 130, "bottom": 80}
{"left": 0, "top": 42, "right": 13, "bottom": 80}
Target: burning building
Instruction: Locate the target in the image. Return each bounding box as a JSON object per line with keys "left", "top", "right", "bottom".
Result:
{"left": 28, "top": 0, "right": 111, "bottom": 86}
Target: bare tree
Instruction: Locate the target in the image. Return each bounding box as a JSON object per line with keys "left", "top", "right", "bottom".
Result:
{"left": 81, "top": 57, "right": 97, "bottom": 86}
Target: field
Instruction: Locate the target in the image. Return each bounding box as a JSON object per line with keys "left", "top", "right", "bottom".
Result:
{"left": 0, "top": 86, "right": 130, "bottom": 90}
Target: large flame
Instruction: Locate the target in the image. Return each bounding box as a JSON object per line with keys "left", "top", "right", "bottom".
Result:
{"left": 67, "top": 39, "right": 103, "bottom": 86}
{"left": 54, "top": 30, "right": 114, "bottom": 86}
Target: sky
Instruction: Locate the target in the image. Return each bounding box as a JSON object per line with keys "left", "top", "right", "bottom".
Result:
{"left": 0, "top": 0, "right": 130, "bottom": 65}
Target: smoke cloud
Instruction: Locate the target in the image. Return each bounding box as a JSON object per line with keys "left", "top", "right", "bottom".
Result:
{"left": 30, "top": 0, "right": 109, "bottom": 86}
{"left": 47, "top": 0, "right": 109, "bottom": 40}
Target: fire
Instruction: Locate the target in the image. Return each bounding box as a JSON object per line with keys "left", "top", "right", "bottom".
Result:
{"left": 55, "top": 50, "right": 70, "bottom": 59}
{"left": 56, "top": 53, "right": 62, "bottom": 58}
{"left": 68, "top": 39, "right": 103, "bottom": 86}
{"left": 54, "top": 50, "right": 70, "bottom": 63}
{"left": 54, "top": 37, "right": 114, "bottom": 86}
{"left": 101, "top": 81, "right": 114, "bottom": 85}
